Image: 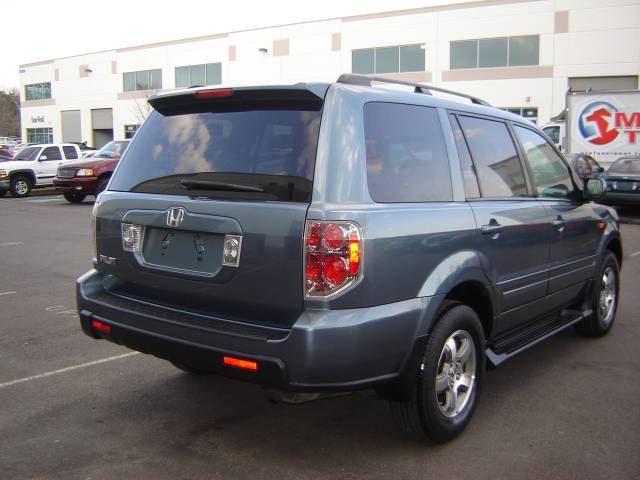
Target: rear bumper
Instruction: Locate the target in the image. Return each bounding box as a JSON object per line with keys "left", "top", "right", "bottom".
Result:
{"left": 76, "top": 269, "right": 440, "bottom": 392}
{"left": 53, "top": 177, "right": 97, "bottom": 194}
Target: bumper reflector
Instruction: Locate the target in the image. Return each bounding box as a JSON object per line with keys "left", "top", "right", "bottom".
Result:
{"left": 92, "top": 320, "right": 111, "bottom": 334}
{"left": 223, "top": 355, "right": 258, "bottom": 371}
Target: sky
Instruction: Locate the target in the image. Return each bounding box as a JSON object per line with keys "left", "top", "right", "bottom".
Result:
{"left": 0, "top": 0, "right": 470, "bottom": 91}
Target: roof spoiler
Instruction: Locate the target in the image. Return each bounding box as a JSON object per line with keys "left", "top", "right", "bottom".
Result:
{"left": 337, "top": 73, "right": 491, "bottom": 107}
{"left": 148, "top": 84, "right": 328, "bottom": 115}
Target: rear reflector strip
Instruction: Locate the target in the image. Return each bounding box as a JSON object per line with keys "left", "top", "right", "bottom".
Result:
{"left": 223, "top": 356, "right": 258, "bottom": 371}
{"left": 195, "top": 88, "right": 234, "bottom": 99}
{"left": 92, "top": 320, "right": 111, "bottom": 334}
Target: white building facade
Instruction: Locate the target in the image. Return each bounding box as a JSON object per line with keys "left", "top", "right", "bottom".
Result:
{"left": 19, "top": 0, "right": 640, "bottom": 147}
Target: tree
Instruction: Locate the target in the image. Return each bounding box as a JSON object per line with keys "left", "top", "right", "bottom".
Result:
{"left": 0, "top": 89, "right": 21, "bottom": 137}
{"left": 129, "top": 91, "right": 156, "bottom": 126}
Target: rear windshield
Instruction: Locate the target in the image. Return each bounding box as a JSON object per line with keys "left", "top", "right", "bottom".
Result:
{"left": 109, "top": 108, "right": 322, "bottom": 202}
{"left": 95, "top": 140, "right": 130, "bottom": 158}
{"left": 608, "top": 158, "right": 640, "bottom": 175}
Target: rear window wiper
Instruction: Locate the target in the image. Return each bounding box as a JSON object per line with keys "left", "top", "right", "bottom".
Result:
{"left": 180, "top": 179, "right": 265, "bottom": 193}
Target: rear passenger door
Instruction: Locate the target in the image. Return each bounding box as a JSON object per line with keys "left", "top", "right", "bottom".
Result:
{"left": 450, "top": 114, "right": 551, "bottom": 335}
{"left": 512, "top": 124, "right": 601, "bottom": 303}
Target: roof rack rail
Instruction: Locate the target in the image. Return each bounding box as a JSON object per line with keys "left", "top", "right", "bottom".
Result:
{"left": 337, "top": 73, "right": 491, "bottom": 107}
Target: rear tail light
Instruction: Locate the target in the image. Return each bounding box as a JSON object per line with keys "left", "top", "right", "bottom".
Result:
{"left": 304, "top": 221, "right": 362, "bottom": 297}
{"left": 121, "top": 223, "right": 144, "bottom": 252}
{"left": 92, "top": 320, "right": 111, "bottom": 334}
{"left": 223, "top": 356, "right": 258, "bottom": 371}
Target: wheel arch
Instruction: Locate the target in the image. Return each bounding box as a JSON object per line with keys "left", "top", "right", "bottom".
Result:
{"left": 10, "top": 169, "right": 36, "bottom": 185}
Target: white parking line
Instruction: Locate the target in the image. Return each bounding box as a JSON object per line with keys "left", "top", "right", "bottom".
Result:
{"left": 0, "top": 352, "right": 139, "bottom": 390}
{"left": 26, "top": 197, "right": 61, "bottom": 203}
{"left": 631, "top": 251, "right": 640, "bottom": 258}
{"left": 0, "top": 291, "right": 16, "bottom": 296}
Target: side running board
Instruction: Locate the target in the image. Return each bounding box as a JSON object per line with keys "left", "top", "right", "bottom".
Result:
{"left": 486, "top": 309, "right": 593, "bottom": 367}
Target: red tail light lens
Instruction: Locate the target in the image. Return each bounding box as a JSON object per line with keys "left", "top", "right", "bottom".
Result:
{"left": 304, "top": 221, "right": 362, "bottom": 297}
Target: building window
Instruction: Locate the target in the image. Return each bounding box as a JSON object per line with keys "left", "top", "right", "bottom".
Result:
{"left": 25, "top": 83, "right": 51, "bottom": 101}
{"left": 26, "top": 128, "right": 53, "bottom": 144}
{"left": 175, "top": 63, "right": 222, "bottom": 88}
{"left": 124, "top": 124, "right": 139, "bottom": 139}
{"left": 450, "top": 35, "right": 539, "bottom": 69}
{"left": 352, "top": 44, "right": 425, "bottom": 75}
{"left": 501, "top": 107, "right": 538, "bottom": 124}
{"left": 123, "top": 69, "right": 162, "bottom": 92}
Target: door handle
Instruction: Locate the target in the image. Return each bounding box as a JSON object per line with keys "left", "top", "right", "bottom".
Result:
{"left": 551, "top": 216, "right": 566, "bottom": 230}
{"left": 481, "top": 223, "right": 503, "bottom": 235}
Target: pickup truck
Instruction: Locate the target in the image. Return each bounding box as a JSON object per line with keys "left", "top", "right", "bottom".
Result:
{"left": 0, "top": 143, "right": 82, "bottom": 198}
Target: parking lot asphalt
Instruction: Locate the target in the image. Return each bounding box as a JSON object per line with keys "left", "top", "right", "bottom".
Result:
{"left": 1, "top": 195, "right": 639, "bottom": 480}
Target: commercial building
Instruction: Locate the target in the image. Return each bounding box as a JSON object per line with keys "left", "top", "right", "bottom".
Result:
{"left": 19, "top": 0, "right": 640, "bottom": 147}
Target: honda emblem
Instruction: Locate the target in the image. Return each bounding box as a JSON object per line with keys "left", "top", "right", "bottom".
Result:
{"left": 166, "top": 207, "right": 186, "bottom": 228}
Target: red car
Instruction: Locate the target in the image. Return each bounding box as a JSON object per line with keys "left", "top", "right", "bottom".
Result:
{"left": 53, "top": 140, "right": 130, "bottom": 203}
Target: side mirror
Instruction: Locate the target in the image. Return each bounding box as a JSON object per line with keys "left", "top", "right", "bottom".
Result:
{"left": 597, "top": 166, "right": 605, "bottom": 173}
{"left": 584, "top": 178, "right": 607, "bottom": 202}
{"left": 39, "top": 155, "right": 47, "bottom": 161}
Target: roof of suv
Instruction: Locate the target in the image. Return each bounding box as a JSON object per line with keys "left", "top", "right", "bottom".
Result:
{"left": 148, "top": 74, "right": 532, "bottom": 127}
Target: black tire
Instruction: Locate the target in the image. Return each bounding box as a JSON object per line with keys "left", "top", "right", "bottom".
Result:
{"left": 575, "top": 251, "right": 620, "bottom": 337}
{"left": 63, "top": 192, "right": 87, "bottom": 203}
{"left": 170, "top": 360, "right": 212, "bottom": 375}
{"left": 10, "top": 175, "right": 32, "bottom": 198}
{"left": 95, "top": 175, "right": 110, "bottom": 197}
{"left": 390, "top": 301, "right": 485, "bottom": 443}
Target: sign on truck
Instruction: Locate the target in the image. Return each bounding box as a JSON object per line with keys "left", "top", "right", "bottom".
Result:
{"left": 566, "top": 90, "right": 640, "bottom": 167}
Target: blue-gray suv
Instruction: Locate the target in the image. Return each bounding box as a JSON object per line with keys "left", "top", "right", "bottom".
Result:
{"left": 77, "top": 74, "right": 622, "bottom": 442}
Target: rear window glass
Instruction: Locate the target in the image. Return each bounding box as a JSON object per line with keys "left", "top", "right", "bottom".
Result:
{"left": 364, "top": 102, "right": 452, "bottom": 202}
{"left": 109, "top": 108, "right": 321, "bottom": 202}
{"left": 62, "top": 146, "right": 78, "bottom": 159}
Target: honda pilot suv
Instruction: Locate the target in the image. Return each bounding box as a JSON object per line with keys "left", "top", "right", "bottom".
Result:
{"left": 77, "top": 75, "right": 622, "bottom": 442}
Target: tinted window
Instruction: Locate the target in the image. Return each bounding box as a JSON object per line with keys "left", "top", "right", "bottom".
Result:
{"left": 458, "top": 116, "right": 527, "bottom": 197}
{"left": 41, "top": 146, "right": 62, "bottom": 161}
{"left": 364, "top": 103, "right": 452, "bottom": 202}
{"left": 375, "top": 47, "right": 399, "bottom": 74}
{"left": 451, "top": 40, "right": 477, "bottom": 69}
{"left": 542, "top": 126, "right": 560, "bottom": 144}
{"left": 109, "top": 108, "right": 321, "bottom": 202}
{"left": 352, "top": 49, "right": 374, "bottom": 74}
{"left": 400, "top": 45, "right": 425, "bottom": 72}
{"left": 62, "top": 146, "right": 78, "bottom": 159}
{"left": 514, "top": 125, "right": 574, "bottom": 199}
{"left": 479, "top": 38, "right": 507, "bottom": 68}
{"left": 608, "top": 158, "right": 640, "bottom": 175}
{"left": 449, "top": 114, "right": 480, "bottom": 198}
{"left": 508, "top": 35, "right": 539, "bottom": 67}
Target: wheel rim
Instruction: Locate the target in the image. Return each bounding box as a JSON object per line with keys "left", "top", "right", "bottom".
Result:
{"left": 15, "top": 180, "right": 28, "bottom": 195}
{"left": 435, "top": 330, "right": 477, "bottom": 418}
{"left": 598, "top": 266, "right": 617, "bottom": 326}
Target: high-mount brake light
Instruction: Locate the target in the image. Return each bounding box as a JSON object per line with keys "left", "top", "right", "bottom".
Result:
{"left": 304, "top": 221, "right": 362, "bottom": 297}
{"left": 194, "top": 88, "right": 234, "bottom": 99}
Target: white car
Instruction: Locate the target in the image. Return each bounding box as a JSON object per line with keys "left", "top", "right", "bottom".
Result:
{"left": 0, "top": 143, "right": 82, "bottom": 198}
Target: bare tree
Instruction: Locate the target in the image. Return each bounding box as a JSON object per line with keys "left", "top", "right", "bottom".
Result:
{"left": 128, "top": 91, "right": 156, "bottom": 126}
{"left": 0, "top": 88, "right": 21, "bottom": 137}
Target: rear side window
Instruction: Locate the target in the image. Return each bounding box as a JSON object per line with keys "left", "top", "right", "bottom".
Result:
{"left": 364, "top": 102, "right": 452, "bottom": 202}
{"left": 109, "top": 108, "right": 321, "bottom": 202}
{"left": 449, "top": 114, "right": 480, "bottom": 198}
{"left": 62, "top": 146, "right": 78, "bottom": 159}
{"left": 458, "top": 116, "right": 527, "bottom": 197}
{"left": 41, "top": 146, "right": 62, "bottom": 161}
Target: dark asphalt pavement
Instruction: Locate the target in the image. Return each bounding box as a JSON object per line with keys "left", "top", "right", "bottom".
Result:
{"left": 1, "top": 195, "right": 639, "bottom": 480}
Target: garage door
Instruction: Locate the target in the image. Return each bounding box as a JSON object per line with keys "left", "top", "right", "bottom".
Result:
{"left": 61, "top": 110, "right": 81, "bottom": 143}
{"left": 91, "top": 108, "right": 113, "bottom": 129}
